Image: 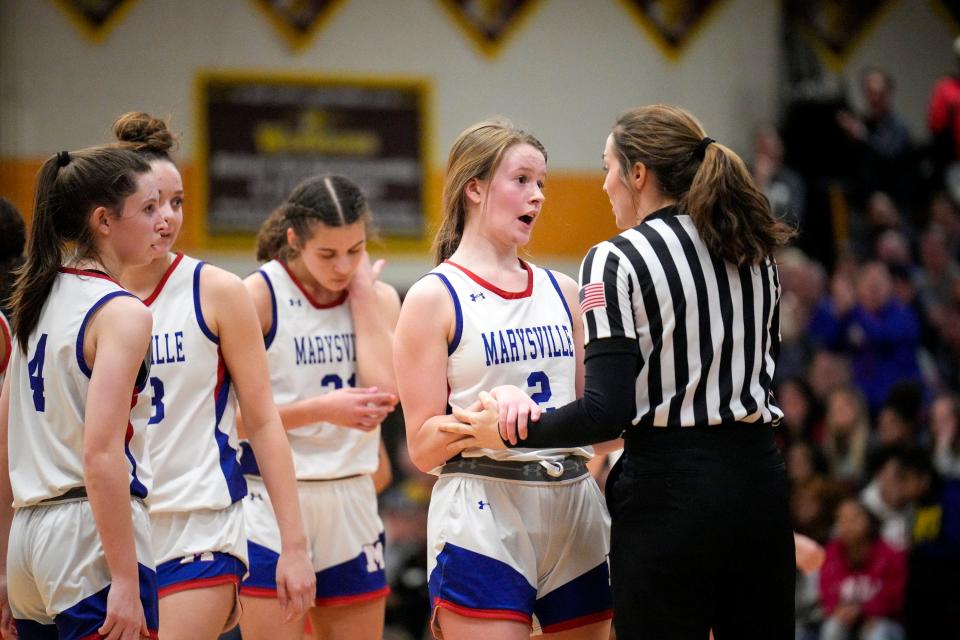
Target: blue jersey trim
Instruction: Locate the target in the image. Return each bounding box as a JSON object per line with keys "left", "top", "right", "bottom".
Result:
{"left": 213, "top": 349, "right": 246, "bottom": 503}
{"left": 75, "top": 291, "right": 136, "bottom": 378}
{"left": 239, "top": 440, "right": 260, "bottom": 476}
{"left": 193, "top": 262, "right": 219, "bottom": 345}
{"left": 157, "top": 551, "right": 246, "bottom": 592}
{"left": 427, "top": 273, "right": 463, "bottom": 355}
{"left": 259, "top": 270, "right": 279, "bottom": 350}
{"left": 54, "top": 562, "right": 158, "bottom": 639}
{"left": 125, "top": 434, "right": 149, "bottom": 499}
{"left": 544, "top": 269, "right": 573, "bottom": 326}
{"left": 428, "top": 542, "right": 536, "bottom": 616}
{"left": 533, "top": 561, "right": 612, "bottom": 629}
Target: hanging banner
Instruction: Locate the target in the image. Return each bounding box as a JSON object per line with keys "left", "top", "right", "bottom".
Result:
{"left": 252, "top": 0, "right": 347, "bottom": 50}
{"left": 791, "top": 0, "right": 891, "bottom": 70}
{"left": 618, "top": 0, "right": 728, "bottom": 60}
{"left": 53, "top": 0, "right": 137, "bottom": 43}
{"left": 196, "top": 72, "right": 430, "bottom": 245}
{"left": 932, "top": 0, "right": 960, "bottom": 32}
{"left": 438, "top": 0, "right": 544, "bottom": 57}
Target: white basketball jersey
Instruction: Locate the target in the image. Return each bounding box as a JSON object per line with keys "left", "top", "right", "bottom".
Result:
{"left": 0, "top": 310, "right": 11, "bottom": 389}
{"left": 256, "top": 259, "right": 379, "bottom": 480}
{"left": 141, "top": 253, "right": 245, "bottom": 513}
{"left": 7, "top": 269, "right": 151, "bottom": 507}
{"left": 430, "top": 260, "right": 592, "bottom": 467}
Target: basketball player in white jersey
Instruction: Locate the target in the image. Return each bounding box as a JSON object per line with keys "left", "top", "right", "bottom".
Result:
{"left": 111, "top": 112, "right": 315, "bottom": 640}
{"left": 394, "top": 120, "right": 613, "bottom": 639}
{"left": 0, "top": 146, "right": 161, "bottom": 639}
{"left": 239, "top": 175, "right": 400, "bottom": 640}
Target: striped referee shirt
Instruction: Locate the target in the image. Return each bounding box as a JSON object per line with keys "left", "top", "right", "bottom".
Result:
{"left": 579, "top": 205, "right": 784, "bottom": 428}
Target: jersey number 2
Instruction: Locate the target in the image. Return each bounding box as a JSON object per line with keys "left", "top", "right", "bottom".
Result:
{"left": 527, "top": 370, "right": 552, "bottom": 408}
{"left": 27, "top": 334, "right": 48, "bottom": 412}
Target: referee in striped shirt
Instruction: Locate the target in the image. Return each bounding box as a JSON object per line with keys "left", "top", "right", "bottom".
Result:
{"left": 443, "top": 104, "right": 797, "bottom": 639}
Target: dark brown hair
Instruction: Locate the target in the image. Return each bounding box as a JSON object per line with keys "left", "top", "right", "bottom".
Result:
{"left": 255, "top": 175, "right": 370, "bottom": 262}
{"left": 434, "top": 119, "right": 546, "bottom": 264}
{"left": 0, "top": 197, "right": 26, "bottom": 314}
{"left": 9, "top": 147, "right": 151, "bottom": 352}
{"left": 113, "top": 111, "right": 178, "bottom": 163}
{"left": 611, "top": 104, "right": 795, "bottom": 266}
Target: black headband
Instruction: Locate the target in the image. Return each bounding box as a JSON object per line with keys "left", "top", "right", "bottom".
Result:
{"left": 693, "top": 137, "right": 715, "bottom": 161}
{"left": 56, "top": 150, "right": 71, "bottom": 168}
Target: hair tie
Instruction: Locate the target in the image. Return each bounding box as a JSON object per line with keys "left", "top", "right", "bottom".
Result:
{"left": 56, "top": 150, "right": 71, "bottom": 168}
{"left": 693, "top": 137, "right": 715, "bottom": 161}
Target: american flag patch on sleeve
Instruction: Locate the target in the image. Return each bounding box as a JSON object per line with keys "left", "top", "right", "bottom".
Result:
{"left": 579, "top": 282, "right": 606, "bottom": 315}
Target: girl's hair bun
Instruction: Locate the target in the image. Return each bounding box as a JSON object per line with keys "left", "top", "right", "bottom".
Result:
{"left": 113, "top": 111, "right": 177, "bottom": 158}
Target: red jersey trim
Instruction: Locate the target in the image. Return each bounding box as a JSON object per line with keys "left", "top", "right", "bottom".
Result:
{"left": 433, "top": 597, "right": 532, "bottom": 625}
{"left": 541, "top": 609, "right": 614, "bottom": 633}
{"left": 444, "top": 259, "right": 534, "bottom": 299}
{"left": 279, "top": 260, "right": 348, "bottom": 309}
{"left": 158, "top": 573, "right": 239, "bottom": 598}
{"left": 238, "top": 585, "right": 277, "bottom": 599}
{"left": 142, "top": 253, "right": 185, "bottom": 307}
{"left": 0, "top": 314, "right": 11, "bottom": 375}
{"left": 58, "top": 267, "right": 118, "bottom": 283}
{"left": 315, "top": 585, "right": 390, "bottom": 607}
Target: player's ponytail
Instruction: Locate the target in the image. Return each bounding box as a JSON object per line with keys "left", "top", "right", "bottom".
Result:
{"left": 255, "top": 175, "right": 371, "bottom": 263}
{"left": 435, "top": 119, "right": 546, "bottom": 264}
{"left": 9, "top": 147, "right": 150, "bottom": 352}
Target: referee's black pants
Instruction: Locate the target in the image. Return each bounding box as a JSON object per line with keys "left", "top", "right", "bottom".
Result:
{"left": 607, "top": 422, "right": 795, "bottom": 639}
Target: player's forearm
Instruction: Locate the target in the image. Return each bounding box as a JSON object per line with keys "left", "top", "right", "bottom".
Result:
{"left": 352, "top": 323, "right": 397, "bottom": 394}
{"left": 84, "top": 451, "right": 139, "bottom": 583}
{"left": 246, "top": 424, "right": 308, "bottom": 552}
{"left": 408, "top": 414, "right": 468, "bottom": 473}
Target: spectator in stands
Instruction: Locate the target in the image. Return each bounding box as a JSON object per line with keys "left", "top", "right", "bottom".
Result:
{"left": 819, "top": 498, "right": 907, "bottom": 640}
{"left": 822, "top": 386, "right": 871, "bottom": 488}
{"left": 838, "top": 67, "right": 914, "bottom": 209}
{"left": 809, "top": 261, "right": 924, "bottom": 415}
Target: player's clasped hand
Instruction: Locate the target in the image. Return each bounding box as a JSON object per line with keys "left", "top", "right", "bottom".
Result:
{"left": 320, "top": 387, "right": 398, "bottom": 431}
{"left": 97, "top": 578, "right": 149, "bottom": 640}
{"left": 489, "top": 385, "right": 540, "bottom": 444}
{"left": 275, "top": 547, "right": 316, "bottom": 624}
{"left": 442, "top": 391, "right": 508, "bottom": 451}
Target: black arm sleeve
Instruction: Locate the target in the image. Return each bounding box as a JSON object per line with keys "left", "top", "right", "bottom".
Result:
{"left": 510, "top": 336, "right": 639, "bottom": 449}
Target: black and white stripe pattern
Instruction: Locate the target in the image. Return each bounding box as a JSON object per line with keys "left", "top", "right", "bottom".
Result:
{"left": 580, "top": 209, "right": 783, "bottom": 427}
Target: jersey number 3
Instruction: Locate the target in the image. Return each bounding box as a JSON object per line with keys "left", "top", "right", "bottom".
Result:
{"left": 27, "top": 334, "right": 48, "bottom": 412}
{"left": 148, "top": 377, "right": 165, "bottom": 425}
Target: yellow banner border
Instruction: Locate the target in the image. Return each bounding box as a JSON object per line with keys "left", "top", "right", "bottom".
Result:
{"left": 194, "top": 69, "right": 436, "bottom": 254}
{"left": 796, "top": 0, "right": 900, "bottom": 73}
{"left": 52, "top": 0, "right": 139, "bottom": 44}
{"left": 436, "top": 0, "right": 545, "bottom": 59}
{"left": 250, "top": 0, "right": 349, "bottom": 52}
{"left": 616, "top": 0, "right": 730, "bottom": 62}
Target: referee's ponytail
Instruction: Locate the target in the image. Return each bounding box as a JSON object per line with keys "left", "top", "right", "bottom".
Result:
{"left": 612, "top": 105, "right": 794, "bottom": 266}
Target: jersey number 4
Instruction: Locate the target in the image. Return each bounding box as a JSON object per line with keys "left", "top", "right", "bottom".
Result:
{"left": 27, "top": 334, "right": 48, "bottom": 412}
